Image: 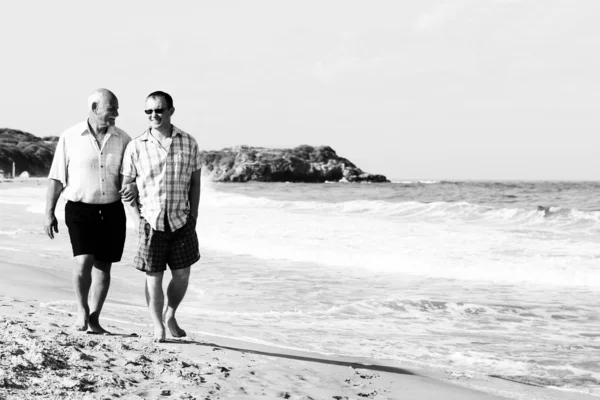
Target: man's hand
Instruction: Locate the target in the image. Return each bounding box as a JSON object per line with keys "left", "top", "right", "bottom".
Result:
{"left": 120, "top": 182, "right": 138, "bottom": 203}
{"left": 44, "top": 213, "right": 59, "bottom": 239}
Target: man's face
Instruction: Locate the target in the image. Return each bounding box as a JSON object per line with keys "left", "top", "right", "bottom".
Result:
{"left": 95, "top": 95, "right": 119, "bottom": 128}
{"left": 145, "top": 96, "right": 173, "bottom": 130}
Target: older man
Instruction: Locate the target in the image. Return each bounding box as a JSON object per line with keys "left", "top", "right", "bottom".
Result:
{"left": 45, "top": 89, "right": 131, "bottom": 334}
{"left": 121, "top": 91, "right": 201, "bottom": 342}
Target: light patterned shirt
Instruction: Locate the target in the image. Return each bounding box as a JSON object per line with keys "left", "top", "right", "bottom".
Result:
{"left": 121, "top": 125, "right": 202, "bottom": 232}
{"left": 48, "top": 120, "right": 131, "bottom": 204}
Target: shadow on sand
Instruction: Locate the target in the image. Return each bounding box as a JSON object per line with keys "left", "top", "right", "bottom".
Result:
{"left": 158, "top": 338, "right": 416, "bottom": 376}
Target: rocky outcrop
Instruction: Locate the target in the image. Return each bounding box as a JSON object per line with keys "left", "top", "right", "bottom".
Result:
{"left": 199, "top": 145, "right": 389, "bottom": 183}
{"left": 0, "top": 128, "right": 58, "bottom": 177}
{"left": 0, "top": 135, "right": 389, "bottom": 183}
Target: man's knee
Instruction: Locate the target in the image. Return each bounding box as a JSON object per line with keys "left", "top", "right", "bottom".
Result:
{"left": 93, "top": 261, "right": 112, "bottom": 273}
{"left": 74, "top": 254, "right": 95, "bottom": 270}
{"left": 146, "top": 271, "right": 164, "bottom": 287}
{"left": 171, "top": 267, "right": 191, "bottom": 281}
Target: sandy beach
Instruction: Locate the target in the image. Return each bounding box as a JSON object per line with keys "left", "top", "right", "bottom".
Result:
{"left": 0, "top": 179, "right": 598, "bottom": 399}
{"left": 3, "top": 294, "right": 594, "bottom": 400}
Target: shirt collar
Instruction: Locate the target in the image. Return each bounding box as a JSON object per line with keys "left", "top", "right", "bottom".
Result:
{"left": 141, "top": 125, "right": 182, "bottom": 141}
{"left": 172, "top": 125, "right": 183, "bottom": 137}
{"left": 82, "top": 120, "right": 119, "bottom": 137}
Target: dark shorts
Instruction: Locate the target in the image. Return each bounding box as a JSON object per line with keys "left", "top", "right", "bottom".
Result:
{"left": 133, "top": 217, "right": 200, "bottom": 273}
{"left": 65, "top": 200, "right": 127, "bottom": 262}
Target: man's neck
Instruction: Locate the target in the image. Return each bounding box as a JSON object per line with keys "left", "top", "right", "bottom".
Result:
{"left": 88, "top": 118, "right": 109, "bottom": 136}
{"left": 151, "top": 125, "right": 173, "bottom": 140}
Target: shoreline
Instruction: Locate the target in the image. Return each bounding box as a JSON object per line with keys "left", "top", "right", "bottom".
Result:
{"left": 1, "top": 293, "right": 597, "bottom": 400}
{"left": 1, "top": 180, "right": 598, "bottom": 399}
{"left": 0, "top": 295, "right": 496, "bottom": 400}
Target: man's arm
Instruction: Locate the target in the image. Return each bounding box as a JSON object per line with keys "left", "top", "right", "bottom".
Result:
{"left": 44, "top": 179, "right": 63, "bottom": 239}
{"left": 119, "top": 182, "right": 138, "bottom": 202}
{"left": 122, "top": 175, "right": 141, "bottom": 231}
{"left": 189, "top": 169, "right": 201, "bottom": 221}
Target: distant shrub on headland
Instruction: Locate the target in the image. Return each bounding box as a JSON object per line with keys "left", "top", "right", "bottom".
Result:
{"left": 0, "top": 128, "right": 58, "bottom": 177}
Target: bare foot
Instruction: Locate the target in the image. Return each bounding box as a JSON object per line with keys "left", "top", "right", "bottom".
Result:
{"left": 153, "top": 323, "right": 166, "bottom": 342}
{"left": 88, "top": 317, "right": 111, "bottom": 335}
{"left": 165, "top": 316, "right": 186, "bottom": 338}
{"left": 73, "top": 313, "right": 88, "bottom": 331}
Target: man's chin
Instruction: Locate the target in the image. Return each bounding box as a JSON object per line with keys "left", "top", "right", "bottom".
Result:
{"left": 99, "top": 121, "right": 116, "bottom": 129}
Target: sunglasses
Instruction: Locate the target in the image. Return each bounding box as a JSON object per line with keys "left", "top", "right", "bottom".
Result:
{"left": 144, "top": 108, "right": 166, "bottom": 115}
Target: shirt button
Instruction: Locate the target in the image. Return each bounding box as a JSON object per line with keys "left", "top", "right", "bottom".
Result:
{"left": 101, "top": 165, "right": 104, "bottom": 168}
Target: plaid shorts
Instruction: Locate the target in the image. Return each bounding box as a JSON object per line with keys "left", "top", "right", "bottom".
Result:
{"left": 133, "top": 216, "right": 200, "bottom": 273}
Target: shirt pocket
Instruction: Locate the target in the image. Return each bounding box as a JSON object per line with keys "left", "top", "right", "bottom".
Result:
{"left": 106, "top": 153, "right": 122, "bottom": 176}
{"left": 173, "top": 150, "right": 192, "bottom": 177}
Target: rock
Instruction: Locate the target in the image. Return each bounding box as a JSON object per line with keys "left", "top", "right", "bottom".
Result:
{"left": 123, "top": 351, "right": 150, "bottom": 364}
{"left": 59, "top": 378, "right": 79, "bottom": 389}
{"left": 0, "top": 129, "right": 58, "bottom": 177}
{"left": 347, "top": 173, "right": 388, "bottom": 183}
{"left": 200, "top": 145, "right": 389, "bottom": 183}
{"left": 41, "top": 322, "right": 60, "bottom": 332}
{"left": 25, "top": 351, "right": 45, "bottom": 365}
{"left": 69, "top": 348, "right": 94, "bottom": 362}
{"left": 111, "top": 359, "right": 129, "bottom": 367}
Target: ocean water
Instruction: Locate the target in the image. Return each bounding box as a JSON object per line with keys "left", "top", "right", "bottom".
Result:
{"left": 1, "top": 180, "right": 599, "bottom": 397}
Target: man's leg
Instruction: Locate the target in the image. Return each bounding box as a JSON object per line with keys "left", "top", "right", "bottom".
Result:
{"left": 145, "top": 271, "right": 166, "bottom": 342}
{"left": 72, "top": 254, "right": 95, "bottom": 330}
{"left": 164, "top": 266, "right": 191, "bottom": 338}
{"left": 88, "top": 261, "right": 112, "bottom": 334}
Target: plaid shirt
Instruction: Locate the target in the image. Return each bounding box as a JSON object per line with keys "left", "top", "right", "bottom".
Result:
{"left": 48, "top": 120, "right": 131, "bottom": 204}
{"left": 121, "top": 125, "right": 202, "bottom": 232}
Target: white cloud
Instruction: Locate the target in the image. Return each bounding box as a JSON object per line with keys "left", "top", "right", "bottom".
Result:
{"left": 312, "top": 56, "right": 361, "bottom": 84}
{"left": 413, "top": 0, "right": 472, "bottom": 33}
{"left": 312, "top": 56, "right": 387, "bottom": 84}
{"left": 156, "top": 38, "right": 169, "bottom": 54}
{"left": 311, "top": 30, "right": 388, "bottom": 84}
{"left": 490, "top": 0, "right": 526, "bottom": 3}
{"left": 142, "top": 30, "right": 170, "bottom": 55}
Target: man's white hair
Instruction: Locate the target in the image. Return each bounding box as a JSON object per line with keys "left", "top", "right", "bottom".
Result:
{"left": 87, "top": 89, "right": 115, "bottom": 110}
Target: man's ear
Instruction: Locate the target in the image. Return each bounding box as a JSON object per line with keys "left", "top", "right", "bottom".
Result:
{"left": 91, "top": 102, "right": 98, "bottom": 113}
{"left": 170, "top": 107, "right": 175, "bottom": 116}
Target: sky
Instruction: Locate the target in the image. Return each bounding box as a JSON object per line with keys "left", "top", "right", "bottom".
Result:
{"left": 1, "top": 0, "right": 599, "bottom": 180}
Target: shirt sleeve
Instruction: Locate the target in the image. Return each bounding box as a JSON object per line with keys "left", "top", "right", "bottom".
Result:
{"left": 120, "top": 141, "right": 137, "bottom": 178}
{"left": 48, "top": 134, "right": 68, "bottom": 186}
{"left": 190, "top": 139, "right": 202, "bottom": 172}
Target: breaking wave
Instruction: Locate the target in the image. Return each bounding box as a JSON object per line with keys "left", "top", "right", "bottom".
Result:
{"left": 203, "top": 188, "right": 600, "bottom": 229}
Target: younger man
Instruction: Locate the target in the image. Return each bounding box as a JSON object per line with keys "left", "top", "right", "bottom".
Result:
{"left": 121, "top": 91, "right": 201, "bottom": 342}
